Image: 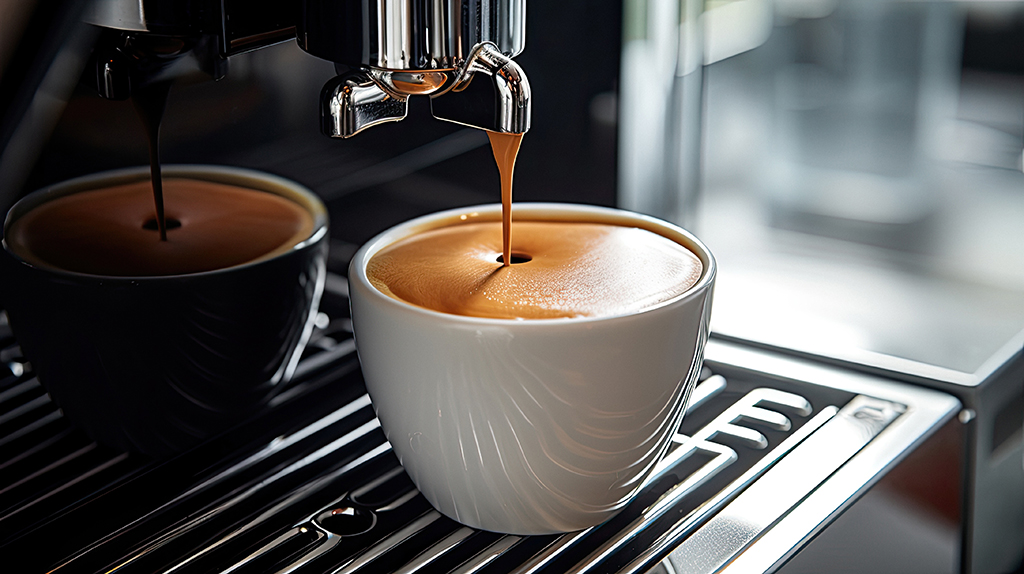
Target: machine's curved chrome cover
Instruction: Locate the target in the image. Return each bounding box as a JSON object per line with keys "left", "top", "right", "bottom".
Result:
{"left": 430, "top": 42, "right": 532, "bottom": 133}
{"left": 298, "top": 0, "right": 526, "bottom": 70}
{"left": 320, "top": 71, "right": 410, "bottom": 138}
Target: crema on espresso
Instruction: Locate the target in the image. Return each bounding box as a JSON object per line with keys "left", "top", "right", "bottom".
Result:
{"left": 366, "top": 220, "right": 702, "bottom": 320}
{"left": 6, "top": 178, "right": 313, "bottom": 276}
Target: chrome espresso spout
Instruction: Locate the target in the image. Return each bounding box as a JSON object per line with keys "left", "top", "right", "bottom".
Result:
{"left": 320, "top": 43, "right": 530, "bottom": 138}
{"left": 299, "top": 0, "right": 530, "bottom": 138}
{"left": 430, "top": 42, "right": 531, "bottom": 135}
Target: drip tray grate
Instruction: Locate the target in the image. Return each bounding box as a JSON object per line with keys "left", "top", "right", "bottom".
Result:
{"left": 0, "top": 274, "right": 949, "bottom": 573}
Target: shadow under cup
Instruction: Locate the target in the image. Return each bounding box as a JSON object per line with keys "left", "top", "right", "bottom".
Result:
{"left": 0, "top": 166, "right": 329, "bottom": 458}
{"left": 349, "top": 203, "right": 716, "bottom": 535}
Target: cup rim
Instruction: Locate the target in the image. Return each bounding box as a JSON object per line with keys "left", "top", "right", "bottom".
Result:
{"left": 350, "top": 202, "right": 717, "bottom": 325}
{"left": 2, "top": 164, "right": 329, "bottom": 281}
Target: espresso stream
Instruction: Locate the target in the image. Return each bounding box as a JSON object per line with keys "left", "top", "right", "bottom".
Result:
{"left": 6, "top": 76, "right": 315, "bottom": 276}
{"left": 487, "top": 131, "right": 523, "bottom": 267}
{"left": 367, "top": 130, "right": 702, "bottom": 319}
{"left": 132, "top": 80, "right": 173, "bottom": 241}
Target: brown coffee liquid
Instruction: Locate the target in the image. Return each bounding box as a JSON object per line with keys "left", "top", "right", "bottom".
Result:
{"left": 487, "top": 131, "right": 523, "bottom": 267}
{"left": 366, "top": 220, "right": 702, "bottom": 319}
{"left": 7, "top": 178, "right": 314, "bottom": 276}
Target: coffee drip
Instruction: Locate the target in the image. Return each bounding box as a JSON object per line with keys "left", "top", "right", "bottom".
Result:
{"left": 364, "top": 129, "right": 704, "bottom": 320}
{"left": 7, "top": 81, "right": 318, "bottom": 276}
{"left": 487, "top": 131, "right": 524, "bottom": 267}
{"left": 131, "top": 80, "right": 173, "bottom": 241}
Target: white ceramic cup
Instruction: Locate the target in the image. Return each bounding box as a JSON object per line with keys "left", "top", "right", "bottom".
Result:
{"left": 348, "top": 203, "right": 715, "bottom": 534}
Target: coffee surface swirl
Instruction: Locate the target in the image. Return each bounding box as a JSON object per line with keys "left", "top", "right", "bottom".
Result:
{"left": 7, "top": 178, "right": 313, "bottom": 276}
{"left": 367, "top": 220, "right": 703, "bottom": 319}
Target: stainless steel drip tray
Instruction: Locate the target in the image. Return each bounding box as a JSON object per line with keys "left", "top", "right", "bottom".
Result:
{"left": 661, "top": 342, "right": 960, "bottom": 574}
{"left": 0, "top": 276, "right": 960, "bottom": 573}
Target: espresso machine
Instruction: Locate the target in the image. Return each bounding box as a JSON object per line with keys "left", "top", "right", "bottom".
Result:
{"left": 82, "top": 1, "right": 529, "bottom": 137}
{"left": 12, "top": 0, "right": 531, "bottom": 151}
{"left": 0, "top": 1, "right": 1020, "bottom": 574}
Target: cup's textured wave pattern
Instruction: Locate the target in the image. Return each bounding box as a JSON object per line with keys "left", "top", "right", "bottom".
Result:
{"left": 426, "top": 336, "right": 690, "bottom": 532}
{"left": 355, "top": 284, "right": 712, "bottom": 535}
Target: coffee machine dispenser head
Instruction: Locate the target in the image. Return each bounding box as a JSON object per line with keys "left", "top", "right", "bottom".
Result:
{"left": 299, "top": 0, "right": 531, "bottom": 137}
{"left": 82, "top": 0, "right": 295, "bottom": 98}
{"left": 80, "top": 0, "right": 531, "bottom": 137}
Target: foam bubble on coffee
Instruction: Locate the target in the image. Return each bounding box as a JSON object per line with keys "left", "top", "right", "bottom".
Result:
{"left": 367, "top": 220, "right": 702, "bottom": 319}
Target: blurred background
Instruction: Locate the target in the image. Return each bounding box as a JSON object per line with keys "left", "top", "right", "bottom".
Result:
{"left": 620, "top": 4, "right": 1024, "bottom": 571}
{"left": 681, "top": 0, "right": 1024, "bottom": 382}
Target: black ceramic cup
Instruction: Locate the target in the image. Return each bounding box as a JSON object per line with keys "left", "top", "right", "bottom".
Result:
{"left": 0, "top": 165, "right": 329, "bottom": 458}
